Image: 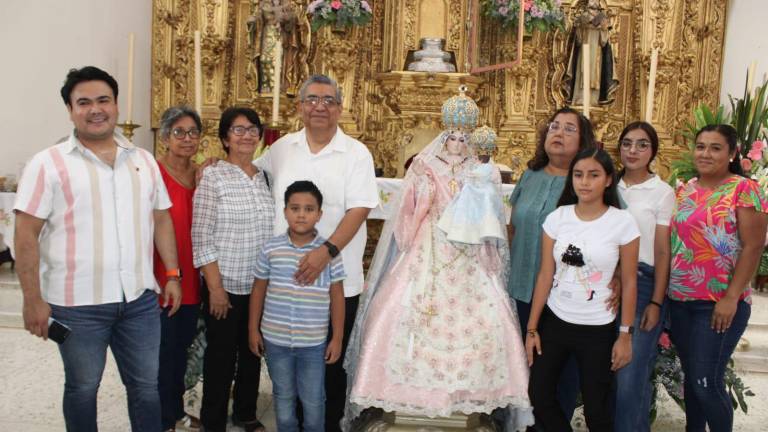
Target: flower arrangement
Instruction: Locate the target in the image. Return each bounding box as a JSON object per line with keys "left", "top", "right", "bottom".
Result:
{"left": 481, "top": 0, "right": 566, "bottom": 34}
{"left": 668, "top": 69, "right": 768, "bottom": 185}
{"left": 307, "top": 0, "right": 372, "bottom": 32}
{"left": 650, "top": 331, "right": 754, "bottom": 423}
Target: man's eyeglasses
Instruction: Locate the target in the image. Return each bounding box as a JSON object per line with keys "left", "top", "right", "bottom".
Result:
{"left": 229, "top": 126, "right": 261, "bottom": 137}
{"left": 171, "top": 128, "right": 201, "bottom": 139}
{"left": 302, "top": 95, "right": 340, "bottom": 107}
{"left": 620, "top": 139, "right": 652, "bottom": 152}
{"left": 547, "top": 122, "right": 578, "bottom": 135}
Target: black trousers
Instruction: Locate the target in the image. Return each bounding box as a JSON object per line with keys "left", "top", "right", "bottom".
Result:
{"left": 529, "top": 307, "right": 615, "bottom": 432}
{"left": 325, "top": 294, "right": 359, "bottom": 432}
{"left": 200, "top": 284, "right": 261, "bottom": 432}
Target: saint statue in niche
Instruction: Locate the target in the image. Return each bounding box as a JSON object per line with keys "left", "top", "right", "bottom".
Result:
{"left": 246, "top": 0, "right": 310, "bottom": 96}
{"left": 562, "top": 0, "right": 619, "bottom": 105}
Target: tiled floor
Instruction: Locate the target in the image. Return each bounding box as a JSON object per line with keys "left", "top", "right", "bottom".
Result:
{"left": 3, "top": 263, "right": 768, "bottom": 431}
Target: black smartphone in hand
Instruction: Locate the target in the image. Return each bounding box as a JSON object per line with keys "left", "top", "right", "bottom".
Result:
{"left": 47, "top": 318, "right": 71, "bottom": 344}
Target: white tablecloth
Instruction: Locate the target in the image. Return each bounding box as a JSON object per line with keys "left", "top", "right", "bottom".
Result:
{"left": 0, "top": 193, "right": 15, "bottom": 257}
{"left": 370, "top": 178, "right": 515, "bottom": 221}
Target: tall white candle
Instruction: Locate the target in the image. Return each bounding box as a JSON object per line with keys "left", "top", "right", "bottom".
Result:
{"left": 747, "top": 60, "right": 757, "bottom": 98}
{"left": 645, "top": 48, "right": 659, "bottom": 123}
{"left": 272, "top": 40, "right": 283, "bottom": 125}
{"left": 126, "top": 33, "right": 135, "bottom": 122}
{"left": 582, "top": 43, "right": 590, "bottom": 119}
{"left": 194, "top": 31, "right": 202, "bottom": 114}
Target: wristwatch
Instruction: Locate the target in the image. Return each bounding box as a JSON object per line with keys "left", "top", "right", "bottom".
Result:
{"left": 166, "top": 268, "right": 183, "bottom": 280}
{"left": 323, "top": 240, "right": 340, "bottom": 258}
{"left": 619, "top": 325, "right": 634, "bottom": 335}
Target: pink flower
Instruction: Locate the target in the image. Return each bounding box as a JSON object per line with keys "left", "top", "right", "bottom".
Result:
{"left": 748, "top": 140, "right": 766, "bottom": 161}
{"left": 361, "top": 1, "right": 372, "bottom": 13}
{"left": 498, "top": 6, "right": 509, "bottom": 16}
{"left": 741, "top": 158, "right": 753, "bottom": 171}
{"left": 330, "top": 0, "right": 342, "bottom": 10}
{"left": 524, "top": 0, "right": 534, "bottom": 12}
{"left": 658, "top": 331, "right": 671, "bottom": 349}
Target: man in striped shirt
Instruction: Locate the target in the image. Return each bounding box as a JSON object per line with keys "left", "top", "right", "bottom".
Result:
{"left": 14, "top": 66, "right": 182, "bottom": 431}
{"left": 249, "top": 180, "right": 345, "bottom": 432}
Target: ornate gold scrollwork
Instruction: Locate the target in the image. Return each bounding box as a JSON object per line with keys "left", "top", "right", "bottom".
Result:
{"left": 151, "top": 0, "right": 729, "bottom": 180}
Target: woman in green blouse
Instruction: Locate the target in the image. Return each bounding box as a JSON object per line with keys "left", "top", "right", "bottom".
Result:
{"left": 508, "top": 106, "right": 594, "bottom": 424}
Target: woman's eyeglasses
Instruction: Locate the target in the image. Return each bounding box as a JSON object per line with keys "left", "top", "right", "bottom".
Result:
{"left": 171, "top": 128, "right": 201, "bottom": 139}
{"left": 620, "top": 139, "right": 651, "bottom": 152}
{"left": 229, "top": 126, "right": 261, "bottom": 137}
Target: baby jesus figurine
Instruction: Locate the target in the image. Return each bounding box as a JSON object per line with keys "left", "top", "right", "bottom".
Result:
{"left": 437, "top": 126, "right": 506, "bottom": 245}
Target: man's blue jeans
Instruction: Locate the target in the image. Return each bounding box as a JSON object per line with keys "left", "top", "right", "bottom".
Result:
{"left": 669, "top": 299, "right": 750, "bottom": 432}
{"left": 50, "top": 289, "right": 161, "bottom": 432}
{"left": 615, "top": 263, "right": 667, "bottom": 432}
{"left": 264, "top": 340, "right": 326, "bottom": 432}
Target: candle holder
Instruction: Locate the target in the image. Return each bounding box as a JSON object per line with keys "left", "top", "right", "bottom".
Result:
{"left": 267, "top": 119, "right": 287, "bottom": 132}
{"left": 118, "top": 120, "right": 141, "bottom": 141}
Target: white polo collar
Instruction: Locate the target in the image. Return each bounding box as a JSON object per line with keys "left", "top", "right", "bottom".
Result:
{"left": 618, "top": 174, "right": 662, "bottom": 191}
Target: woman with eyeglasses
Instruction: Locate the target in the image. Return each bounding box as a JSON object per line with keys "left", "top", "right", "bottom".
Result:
{"left": 612, "top": 121, "right": 675, "bottom": 432}
{"left": 192, "top": 107, "right": 275, "bottom": 432}
{"left": 155, "top": 105, "right": 204, "bottom": 432}
{"left": 668, "top": 125, "right": 767, "bottom": 431}
{"left": 507, "top": 107, "right": 594, "bottom": 426}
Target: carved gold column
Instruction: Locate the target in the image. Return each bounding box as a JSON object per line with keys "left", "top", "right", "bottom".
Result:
{"left": 152, "top": 0, "right": 236, "bottom": 160}
{"left": 311, "top": 26, "right": 365, "bottom": 137}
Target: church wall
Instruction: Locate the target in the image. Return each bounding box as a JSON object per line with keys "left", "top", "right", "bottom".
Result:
{"left": 720, "top": 0, "right": 768, "bottom": 106}
{"left": 0, "top": 0, "right": 153, "bottom": 178}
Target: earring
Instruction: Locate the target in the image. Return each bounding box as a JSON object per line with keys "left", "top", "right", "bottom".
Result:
{"left": 729, "top": 158, "right": 734, "bottom": 163}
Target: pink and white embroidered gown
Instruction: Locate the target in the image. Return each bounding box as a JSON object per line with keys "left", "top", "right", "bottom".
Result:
{"left": 347, "top": 160, "right": 532, "bottom": 422}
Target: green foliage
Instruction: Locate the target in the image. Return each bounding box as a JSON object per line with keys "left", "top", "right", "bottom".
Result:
{"left": 729, "top": 76, "right": 768, "bottom": 155}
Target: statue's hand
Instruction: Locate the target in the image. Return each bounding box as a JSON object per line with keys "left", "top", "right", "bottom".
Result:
{"left": 411, "top": 158, "right": 427, "bottom": 176}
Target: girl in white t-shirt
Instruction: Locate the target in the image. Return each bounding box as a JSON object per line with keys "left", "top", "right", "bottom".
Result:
{"left": 525, "top": 148, "right": 640, "bottom": 432}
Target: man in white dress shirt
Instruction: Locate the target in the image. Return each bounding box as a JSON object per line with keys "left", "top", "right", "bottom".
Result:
{"left": 256, "top": 74, "right": 378, "bottom": 432}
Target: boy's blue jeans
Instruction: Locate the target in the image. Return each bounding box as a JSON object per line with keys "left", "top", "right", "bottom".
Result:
{"left": 265, "top": 340, "right": 326, "bottom": 432}
{"left": 50, "top": 289, "right": 161, "bottom": 432}
{"left": 615, "top": 263, "right": 667, "bottom": 432}
{"left": 669, "top": 298, "right": 750, "bottom": 432}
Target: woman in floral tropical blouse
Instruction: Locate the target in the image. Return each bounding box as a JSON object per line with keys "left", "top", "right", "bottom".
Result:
{"left": 669, "top": 124, "right": 768, "bottom": 432}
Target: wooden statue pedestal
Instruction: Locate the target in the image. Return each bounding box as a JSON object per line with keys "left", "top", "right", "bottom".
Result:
{"left": 357, "top": 410, "right": 495, "bottom": 432}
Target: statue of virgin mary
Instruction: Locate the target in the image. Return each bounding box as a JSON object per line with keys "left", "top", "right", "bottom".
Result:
{"left": 343, "top": 88, "right": 533, "bottom": 431}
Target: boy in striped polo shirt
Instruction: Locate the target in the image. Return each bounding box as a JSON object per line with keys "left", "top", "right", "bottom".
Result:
{"left": 249, "top": 180, "right": 345, "bottom": 432}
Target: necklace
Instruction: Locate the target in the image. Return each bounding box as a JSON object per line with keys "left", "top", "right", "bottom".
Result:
{"left": 436, "top": 155, "right": 468, "bottom": 194}
{"left": 161, "top": 160, "right": 195, "bottom": 189}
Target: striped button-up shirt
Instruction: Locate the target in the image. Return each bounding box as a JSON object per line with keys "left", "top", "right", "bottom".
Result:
{"left": 254, "top": 232, "right": 345, "bottom": 348}
{"left": 14, "top": 132, "right": 171, "bottom": 306}
{"left": 192, "top": 161, "right": 274, "bottom": 295}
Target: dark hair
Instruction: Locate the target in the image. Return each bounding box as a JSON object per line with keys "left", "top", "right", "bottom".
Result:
{"left": 218, "top": 107, "right": 263, "bottom": 153}
{"left": 284, "top": 180, "right": 323, "bottom": 208}
{"left": 694, "top": 124, "right": 744, "bottom": 176}
{"left": 617, "top": 121, "right": 659, "bottom": 177}
{"left": 159, "top": 105, "right": 202, "bottom": 140}
{"left": 557, "top": 147, "right": 622, "bottom": 208}
{"left": 299, "top": 74, "right": 343, "bottom": 103}
{"left": 528, "top": 107, "right": 595, "bottom": 170}
{"left": 60, "top": 66, "right": 119, "bottom": 107}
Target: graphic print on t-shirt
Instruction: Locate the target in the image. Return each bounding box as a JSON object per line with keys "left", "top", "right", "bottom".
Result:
{"left": 554, "top": 242, "right": 602, "bottom": 302}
